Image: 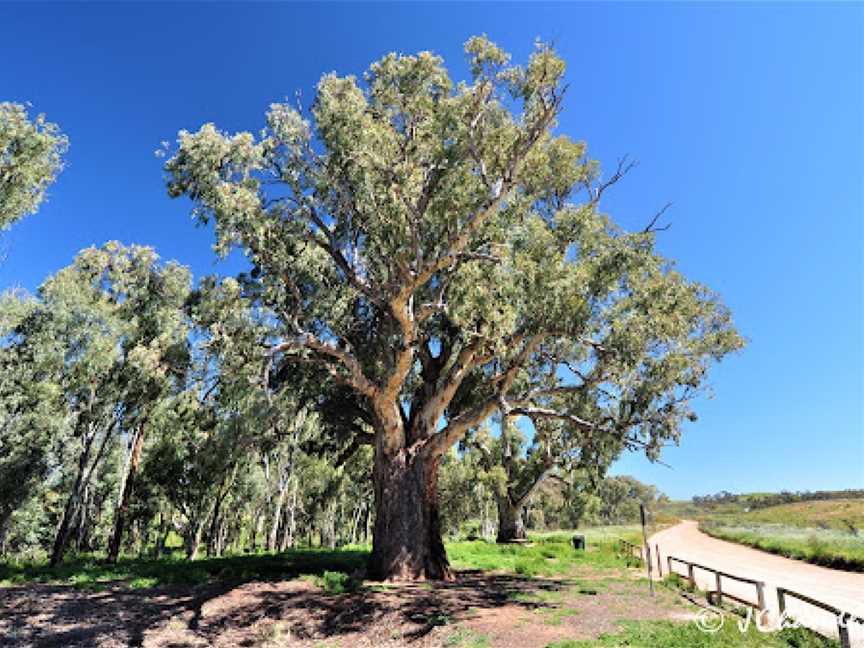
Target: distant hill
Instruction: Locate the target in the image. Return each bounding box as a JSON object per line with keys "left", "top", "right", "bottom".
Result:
{"left": 659, "top": 489, "right": 864, "bottom": 525}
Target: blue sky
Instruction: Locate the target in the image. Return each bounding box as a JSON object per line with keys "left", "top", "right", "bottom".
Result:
{"left": 2, "top": 2, "right": 861, "bottom": 499}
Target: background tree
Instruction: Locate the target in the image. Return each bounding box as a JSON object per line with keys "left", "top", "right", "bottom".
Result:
{"left": 0, "top": 102, "right": 67, "bottom": 229}
{"left": 163, "top": 36, "right": 743, "bottom": 580}
{"left": 468, "top": 413, "right": 626, "bottom": 542}
{"left": 0, "top": 242, "right": 191, "bottom": 565}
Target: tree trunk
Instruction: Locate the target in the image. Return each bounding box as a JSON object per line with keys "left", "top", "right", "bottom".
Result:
{"left": 107, "top": 424, "right": 147, "bottom": 563}
{"left": 368, "top": 445, "right": 451, "bottom": 580}
{"left": 185, "top": 520, "right": 205, "bottom": 560}
{"left": 496, "top": 496, "right": 526, "bottom": 543}
{"left": 50, "top": 424, "right": 112, "bottom": 567}
{"left": 267, "top": 482, "right": 287, "bottom": 552}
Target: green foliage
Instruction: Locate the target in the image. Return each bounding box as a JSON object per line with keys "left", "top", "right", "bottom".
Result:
{"left": 315, "top": 569, "right": 358, "bottom": 594}
{"left": 0, "top": 102, "right": 67, "bottom": 229}
{"left": 0, "top": 242, "right": 192, "bottom": 561}
{"left": 163, "top": 34, "right": 742, "bottom": 512}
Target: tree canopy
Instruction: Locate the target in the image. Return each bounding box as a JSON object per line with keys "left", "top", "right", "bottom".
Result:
{"left": 0, "top": 102, "right": 67, "bottom": 229}
{"left": 164, "top": 36, "right": 743, "bottom": 579}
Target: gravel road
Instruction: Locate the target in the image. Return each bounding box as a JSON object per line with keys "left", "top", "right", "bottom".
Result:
{"left": 649, "top": 521, "right": 864, "bottom": 646}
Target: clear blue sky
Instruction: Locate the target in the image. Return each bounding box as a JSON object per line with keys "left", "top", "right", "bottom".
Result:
{"left": 2, "top": 2, "right": 861, "bottom": 499}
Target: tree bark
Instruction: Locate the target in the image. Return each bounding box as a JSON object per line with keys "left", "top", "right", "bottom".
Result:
{"left": 368, "top": 444, "right": 451, "bottom": 580}
{"left": 496, "top": 496, "right": 527, "bottom": 543}
{"left": 185, "top": 519, "right": 205, "bottom": 560}
{"left": 50, "top": 423, "right": 113, "bottom": 567}
{"left": 267, "top": 480, "right": 287, "bottom": 552}
{"left": 106, "top": 424, "right": 147, "bottom": 563}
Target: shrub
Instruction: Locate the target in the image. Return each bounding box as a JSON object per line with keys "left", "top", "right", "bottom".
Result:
{"left": 317, "top": 570, "right": 356, "bottom": 594}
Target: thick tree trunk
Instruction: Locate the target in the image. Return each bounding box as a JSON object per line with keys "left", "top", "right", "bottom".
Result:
{"left": 368, "top": 446, "right": 451, "bottom": 580}
{"left": 496, "top": 496, "right": 527, "bottom": 543}
{"left": 107, "top": 424, "right": 146, "bottom": 563}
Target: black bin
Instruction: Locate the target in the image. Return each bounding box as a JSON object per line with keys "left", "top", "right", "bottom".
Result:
{"left": 572, "top": 534, "right": 586, "bottom": 550}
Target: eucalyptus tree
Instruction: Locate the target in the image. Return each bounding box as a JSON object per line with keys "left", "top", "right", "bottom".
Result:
{"left": 469, "top": 413, "right": 628, "bottom": 542}
{"left": 0, "top": 102, "right": 67, "bottom": 229}
{"left": 0, "top": 242, "right": 191, "bottom": 565}
{"left": 0, "top": 292, "right": 68, "bottom": 552}
{"left": 164, "top": 36, "right": 743, "bottom": 579}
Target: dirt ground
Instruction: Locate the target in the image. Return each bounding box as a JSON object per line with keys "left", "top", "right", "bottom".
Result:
{"left": 0, "top": 570, "right": 694, "bottom": 648}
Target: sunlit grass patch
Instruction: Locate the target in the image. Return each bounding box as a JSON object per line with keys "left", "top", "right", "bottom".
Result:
{"left": 445, "top": 527, "right": 640, "bottom": 577}
{"left": 701, "top": 523, "right": 864, "bottom": 572}
{"left": 544, "top": 619, "right": 840, "bottom": 647}
{"left": 444, "top": 626, "right": 491, "bottom": 648}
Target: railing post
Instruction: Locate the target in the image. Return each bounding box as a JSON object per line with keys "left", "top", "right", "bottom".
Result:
{"left": 755, "top": 581, "right": 766, "bottom": 612}
{"left": 777, "top": 588, "right": 786, "bottom": 616}
{"left": 687, "top": 563, "right": 695, "bottom": 589}
{"left": 715, "top": 571, "right": 722, "bottom": 606}
{"left": 656, "top": 544, "right": 662, "bottom": 577}
{"left": 667, "top": 556, "right": 673, "bottom": 576}
{"left": 838, "top": 614, "right": 851, "bottom": 648}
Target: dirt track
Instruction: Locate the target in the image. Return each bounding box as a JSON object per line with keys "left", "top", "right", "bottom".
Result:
{"left": 650, "top": 521, "right": 864, "bottom": 645}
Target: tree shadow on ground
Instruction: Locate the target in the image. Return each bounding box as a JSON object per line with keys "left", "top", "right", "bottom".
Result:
{"left": 0, "top": 569, "right": 572, "bottom": 647}
{"left": 188, "top": 569, "right": 572, "bottom": 645}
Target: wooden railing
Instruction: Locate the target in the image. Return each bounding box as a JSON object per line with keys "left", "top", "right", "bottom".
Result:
{"left": 666, "top": 555, "right": 767, "bottom": 613}
{"left": 777, "top": 587, "right": 864, "bottom": 648}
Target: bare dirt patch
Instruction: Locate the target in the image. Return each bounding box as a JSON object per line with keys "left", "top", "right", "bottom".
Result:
{"left": 0, "top": 570, "right": 693, "bottom": 648}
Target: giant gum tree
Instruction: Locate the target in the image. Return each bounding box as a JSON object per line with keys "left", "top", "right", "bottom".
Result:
{"left": 165, "top": 37, "right": 743, "bottom": 580}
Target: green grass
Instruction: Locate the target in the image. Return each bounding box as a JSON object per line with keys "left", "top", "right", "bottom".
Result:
{"left": 701, "top": 523, "right": 864, "bottom": 572}
{"left": 0, "top": 524, "right": 641, "bottom": 589}
{"left": 544, "top": 620, "right": 840, "bottom": 648}
{"left": 314, "top": 570, "right": 359, "bottom": 594}
{"left": 444, "top": 627, "right": 491, "bottom": 648}
{"left": 0, "top": 548, "right": 368, "bottom": 589}
{"left": 447, "top": 525, "right": 641, "bottom": 577}
{"left": 706, "top": 500, "right": 864, "bottom": 531}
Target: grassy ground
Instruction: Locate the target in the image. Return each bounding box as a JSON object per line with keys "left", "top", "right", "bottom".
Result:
{"left": 545, "top": 621, "right": 839, "bottom": 648}
{"left": 695, "top": 499, "right": 864, "bottom": 572}
{"left": 0, "top": 547, "right": 369, "bottom": 590}
{"left": 700, "top": 523, "right": 864, "bottom": 572}
{"left": 0, "top": 525, "right": 645, "bottom": 589}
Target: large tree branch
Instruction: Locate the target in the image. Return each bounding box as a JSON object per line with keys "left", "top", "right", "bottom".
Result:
{"left": 412, "top": 339, "right": 480, "bottom": 441}
{"left": 427, "top": 333, "right": 546, "bottom": 455}
{"left": 269, "top": 334, "right": 377, "bottom": 399}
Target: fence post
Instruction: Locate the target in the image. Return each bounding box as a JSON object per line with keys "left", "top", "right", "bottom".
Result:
{"left": 777, "top": 588, "right": 786, "bottom": 616}
{"left": 656, "top": 544, "right": 662, "bottom": 577}
{"left": 667, "top": 556, "right": 673, "bottom": 576}
{"left": 715, "top": 572, "right": 722, "bottom": 606}
{"left": 838, "top": 614, "right": 851, "bottom": 648}
{"left": 687, "top": 563, "right": 695, "bottom": 589}
{"left": 755, "top": 581, "right": 766, "bottom": 612}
